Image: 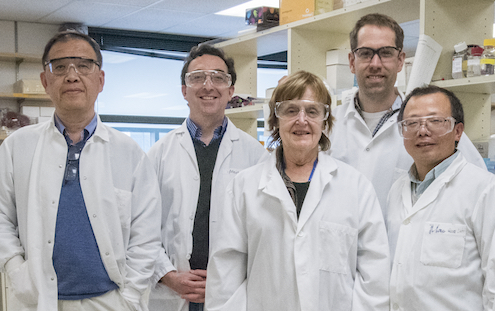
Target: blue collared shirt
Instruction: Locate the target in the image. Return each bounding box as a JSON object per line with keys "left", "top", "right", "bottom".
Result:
{"left": 54, "top": 113, "right": 97, "bottom": 145}
{"left": 186, "top": 116, "right": 228, "bottom": 146}
{"left": 409, "top": 150, "right": 459, "bottom": 205}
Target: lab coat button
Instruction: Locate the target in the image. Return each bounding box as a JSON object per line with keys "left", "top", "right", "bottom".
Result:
{"left": 193, "top": 176, "right": 199, "bottom": 180}
{"left": 298, "top": 232, "right": 304, "bottom": 237}
{"left": 48, "top": 240, "right": 51, "bottom": 244}
{"left": 393, "top": 303, "right": 399, "bottom": 310}
{"left": 403, "top": 219, "right": 410, "bottom": 225}
{"left": 93, "top": 214, "right": 97, "bottom": 218}
{"left": 105, "top": 252, "right": 110, "bottom": 256}
{"left": 366, "top": 148, "right": 370, "bottom": 151}
{"left": 186, "top": 254, "right": 191, "bottom": 260}
{"left": 51, "top": 277, "right": 55, "bottom": 281}
{"left": 59, "top": 165, "right": 63, "bottom": 168}
{"left": 83, "top": 176, "right": 87, "bottom": 180}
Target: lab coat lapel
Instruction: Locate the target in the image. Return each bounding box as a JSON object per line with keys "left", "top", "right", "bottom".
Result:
{"left": 213, "top": 119, "right": 235, "bottom": 172}
{"left": 259, "top": 154, "right": 298, "bottom": 225}
{"left": 404, "top": 154, "right": 466, "bottom": 219}
{"left": 296, "top": 154, "right": 335, "bottom": 232}
{"left": 177, "top": 122, "right": 199, "bottom": 170}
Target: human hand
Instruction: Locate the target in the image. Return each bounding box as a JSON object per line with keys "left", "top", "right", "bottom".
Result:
{"left": 160, "top": 269, "right": 207, "bottom": 303}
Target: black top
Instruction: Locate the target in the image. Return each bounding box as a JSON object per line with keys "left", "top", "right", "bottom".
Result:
{"left": 189, "top": 137, "right": 222, "bottom": 270}
{"left": 293, "top": 181, "right": 310, "bottom": 218}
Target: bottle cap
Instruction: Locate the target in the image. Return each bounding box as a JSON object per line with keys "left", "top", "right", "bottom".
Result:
{"left": 471, "top": 46, "right": 484, "bottom": 56}
{"left": 483, "top": 38, "right": 495, "bottom": 47}
{"left": 454, "top": 42, "right": 467, "bottom": 53}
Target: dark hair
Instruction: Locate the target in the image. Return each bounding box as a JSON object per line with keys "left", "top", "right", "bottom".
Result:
{"left": 180, "top": 44, "right": 236, "bottom": 86}
{"left": 349, "top": 13, "right": 404, "bottom": 51}
{"left": 398, "top": 85, "right": 464, "bottom": 125}
{"left": 267, "top": 70, "right": 334, "bottom": 151}
{"left": 42, "top": 31, "right": 103, "bottom": 67}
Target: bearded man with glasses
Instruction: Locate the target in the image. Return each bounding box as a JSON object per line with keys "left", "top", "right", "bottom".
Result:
{"left": 327, "top": 13, "right": 485, "bottom": 223}
{"left": 387, "top": 85, "right": 495, "bottom": 310}
{"left": 147, "top": 44, "right": 267, "bottom": 311}
{"left": 0, "top": 31, "right": 162, "bottom": 311}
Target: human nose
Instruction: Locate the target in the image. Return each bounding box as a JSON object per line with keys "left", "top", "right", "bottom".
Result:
{"left": 295, "top": 109, "right": 307, "bottom": 123}
{"left": 65, "top": 64, "right": 80, "bottom": 81}
{"left": 418, "top": 121, "right": 430, "bottom": 136}
{"left": 202, "top": 75, "right": 214, "bottom": 88}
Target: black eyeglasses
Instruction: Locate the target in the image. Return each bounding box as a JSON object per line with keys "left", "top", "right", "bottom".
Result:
{"left": 352, "top": 46, "right": 401, "bottom": 62}
{"left": 65, "top": 145, "right": 82, "bottom": 182}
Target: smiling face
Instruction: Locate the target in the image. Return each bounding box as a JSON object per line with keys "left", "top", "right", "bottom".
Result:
{"left": 279, "top": 87, "right": 323, "bottom": 154}
{"left": 182, "top": 54, "right": 234, "bottom": 123}
{"left": 402, "top": 92, "right": 464, "bottom": 177}
{"left": 349, "top": 25, "right": 404, "bottom": 99}
{"left": 40, "top": 39, "right": 104, "bottom": 119}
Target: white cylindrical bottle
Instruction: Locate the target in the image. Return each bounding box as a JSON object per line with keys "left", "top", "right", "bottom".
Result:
{"left": 452, "top": 42, "right": 468, "bottom": 79}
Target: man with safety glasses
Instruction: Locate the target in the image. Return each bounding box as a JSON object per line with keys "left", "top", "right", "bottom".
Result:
{"left": 0, "top": 31, "right": 162, "bottom": 310}
{"left": 327, "top": 13, "right": 485, "bottom": 222}
{"left": 147, "top": 44, "right": 267, "bottom": 311}
{"left": 387, "top": 85, "right": 495, "bottom": 310}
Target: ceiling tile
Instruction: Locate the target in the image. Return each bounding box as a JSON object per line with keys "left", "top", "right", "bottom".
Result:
{"left": 102, "top": 7, "right": 203, "bottom": 32}
{"left": 0, "top": 0, "right": 71, "bottom": 22}
{"left": 150, "top": 0, "right": 247, "bottom": 14}
{"left": 162, "top": 14, "right": 247, "bottom": 38}
{"left": 38, "top": 1, "right": 143, "bottom": 26}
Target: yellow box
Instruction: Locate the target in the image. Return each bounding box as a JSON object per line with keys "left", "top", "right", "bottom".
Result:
{"left": 280, "top": 0, "right": 334, "bottom": 25}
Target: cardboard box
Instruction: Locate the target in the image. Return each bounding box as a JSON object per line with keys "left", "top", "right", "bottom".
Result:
{"left": 246, "top": 7, "right": 279, "bottom": 31}
{"left": 280, "top": 0, "right": 334, "bottom": 25}
{"left": 14, "top": 79, "right": 45, "bottom": 94}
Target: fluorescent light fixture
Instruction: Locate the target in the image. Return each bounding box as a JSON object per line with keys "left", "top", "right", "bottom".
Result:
{"left": 216, "top": 0, "right": 279, "bottom": 17}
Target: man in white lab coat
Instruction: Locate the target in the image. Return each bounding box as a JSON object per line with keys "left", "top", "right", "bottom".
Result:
{"left": 328, "top": 13, "right": 485, "bottom": 221}
{"left": 387, "top": 85, "right": 495, "bottom": 310}
{"left": 0, "top": 31, "right": 162, "bottom": 311}
{"left": 147, "top": 44, "right": 267, "bottom": 311}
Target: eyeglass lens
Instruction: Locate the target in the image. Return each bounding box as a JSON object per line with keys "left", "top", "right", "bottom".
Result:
{"left": 354, "top": 46, "right": 399, "bottom": 61}
{"left": 276, "top": 100, "right": 328, "bottom": 121}
{"left": 48, "top": 57, "right": 97, "bottom": 76}
{"left": 400, "top": 117, "right": 454, "bottom": 139}
{"left": 65, "top": 145, "right": 82, "bottom": 182}
{"left": 186, "top": 70, "right": 231, "bottom": 87}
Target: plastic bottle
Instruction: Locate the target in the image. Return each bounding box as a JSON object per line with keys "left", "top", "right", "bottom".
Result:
{"left": 480, "top": 38, "right": 495, "bottom": 76}
{"left": 467, "top": 46, "right": 484, "bottom": 77}
{"left": 452, "top": 42, "right": 468, "bottom": 79}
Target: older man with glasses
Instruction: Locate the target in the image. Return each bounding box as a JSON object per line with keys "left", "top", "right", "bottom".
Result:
{"left": 147, "top": 44, "right": 267, "bottom": 311}
{"left": 326, "top": 13, "right": 485, "bottom": 223}
{"left": 387, "top": 85, "right": 495, "bottom": 310}
{"left": 0, "top": 31, "right": 162, "bottom": 311}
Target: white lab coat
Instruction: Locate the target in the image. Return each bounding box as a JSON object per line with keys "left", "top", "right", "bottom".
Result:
{"left": 387, "top": 153, "right": 495, "bottom": 310}
{"left": 147, "top": 119, "right": 267, "bottom": 311}
{"left": 205, "top": 152, "right": 390, "bottom": 311}
{"left": 0, "top": 115, "right": 162, "bottom": 311}
{"left": 328, "top": 88, "right": 486, "bottom": 221}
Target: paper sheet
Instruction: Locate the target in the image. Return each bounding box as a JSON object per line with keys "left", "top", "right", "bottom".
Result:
{"left": 405, "top": 34, "right": 443, "bottom": 95}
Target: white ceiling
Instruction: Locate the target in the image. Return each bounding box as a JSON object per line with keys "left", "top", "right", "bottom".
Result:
{"left": 0, "top": 0, "right": 421, "bottom": 56}
{"left": 0, "top": 0, "right": 253, "bottom": 39}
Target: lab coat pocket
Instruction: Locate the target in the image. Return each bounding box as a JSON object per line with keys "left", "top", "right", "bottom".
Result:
{"left": 7, "top": 260, "right": 38, "bottom": 305}
{"left": 115, "top": 187, "right": 132, "bottom": 229}
{"left": 420, "top": 222, "right": 466, "bottom": 268}
{"left": 319, "top": 221, "right": 357, "bottom": 274}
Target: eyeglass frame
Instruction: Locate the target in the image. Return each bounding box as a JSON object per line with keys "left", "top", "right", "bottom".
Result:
{"left": 397, "top": 116, "right": 457, "bottom": 139}
{"left": 274, "top": 100, "right": 330, "bottom": 121}
{"left": 44, "top": 56, "right": 101, "bottom": 76}
{"left": 352, "top": 46, "right": 402, "bottom": 62}
{"left": 184, "top": 70, "right": 232, "bottom": 88}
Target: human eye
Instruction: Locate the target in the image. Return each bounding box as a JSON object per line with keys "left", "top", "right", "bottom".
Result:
{"left": 379, "top": 47, "right": 395, "bottom": 58}
{"left": 357, "top": 48, "right": 373, "bottom": 59}
{"left": 405, "top": 120, "right": 419, "bottom": 127}
{"left": 50, "top": 60, "right": 66, "bottom": 72}
{"left": 211, "top": 72, "right": 226, "bottom": 83}
{"left": 190, "top": 72, "right": 205, "bottom": 83}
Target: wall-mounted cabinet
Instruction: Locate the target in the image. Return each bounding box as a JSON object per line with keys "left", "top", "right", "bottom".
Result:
{"left": 215, "top": 0, "right": 494, "bottom": 143}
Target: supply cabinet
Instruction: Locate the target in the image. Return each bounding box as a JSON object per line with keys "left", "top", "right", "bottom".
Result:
{"left": 214, "top": 0, "right": 494, "bottom": 144}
